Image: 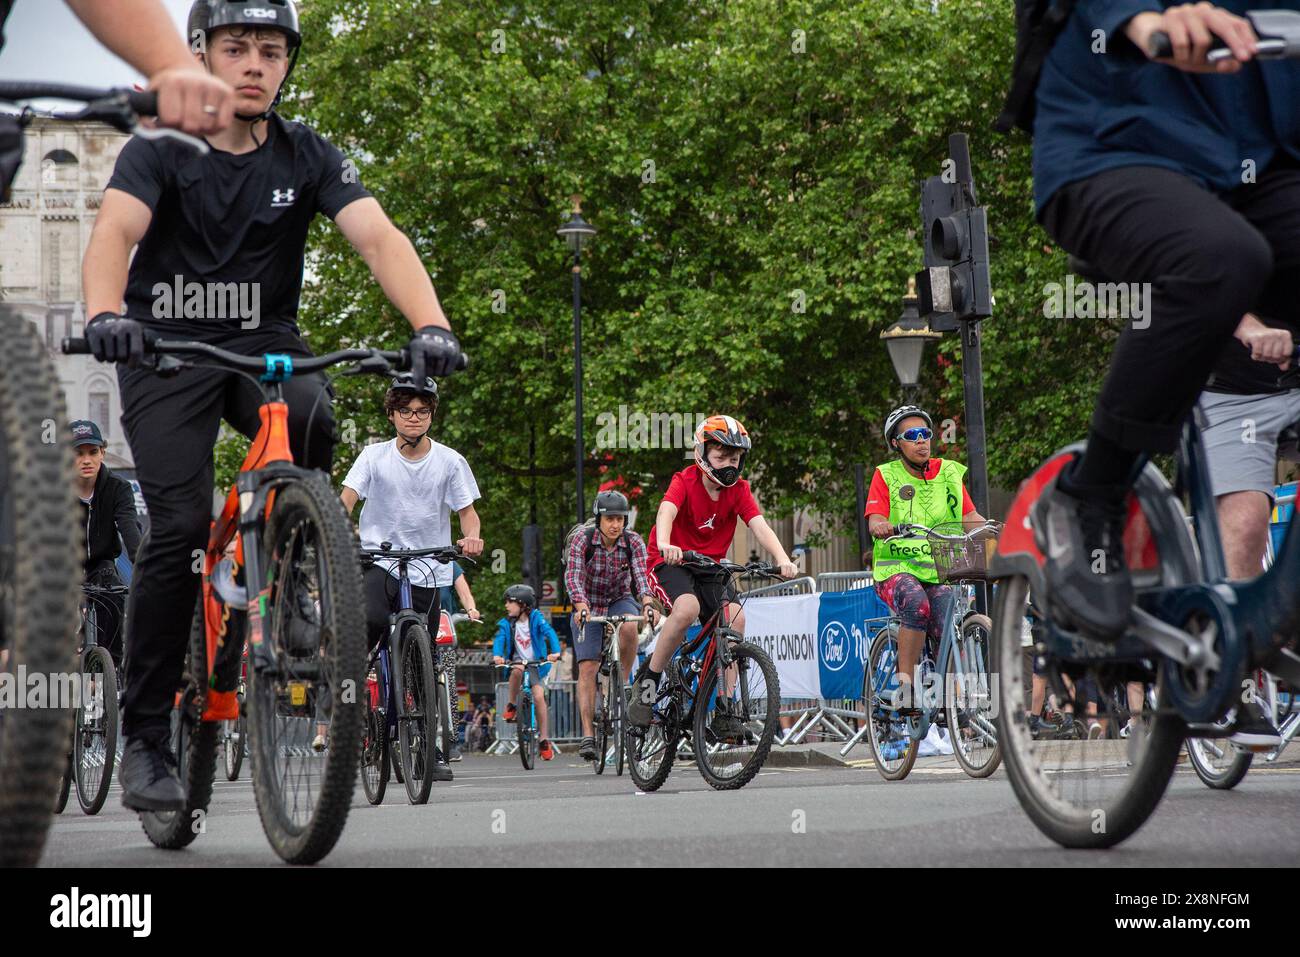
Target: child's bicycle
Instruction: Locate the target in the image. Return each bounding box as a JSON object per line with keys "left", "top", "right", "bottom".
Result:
{"left": 62, "top": 333, "right": 452, "bottom": 864}
{"left": 500, "top": 655, "right": 559, "bottom": 770}
{"left": 864, "top": 521, "right": 1002, "bottom": 781}
{"left": 220, "top": 641, "right": 249, "bottom": 782}
{"left": 0, "top": 80, "right": 201, "bottom": 867}
{"left": 624, "top": 552, "right": 782, "bottom": 792}
{"left": 357, "top": 544, "right": 472, "bottom": 805}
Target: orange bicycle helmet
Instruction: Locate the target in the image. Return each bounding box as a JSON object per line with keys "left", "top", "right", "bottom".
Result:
{"left": 693, "top": 414, "right": 751, "bottom": 487}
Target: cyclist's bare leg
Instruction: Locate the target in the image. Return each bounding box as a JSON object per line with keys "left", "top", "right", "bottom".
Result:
{"left": 533, "top": 682, "right": 549, "bottom": 740}
{"left": 617, "top": 622, "right": 638, "bottom": 682}
{"left": 577, "top": 659, "right": 597, "bottom": 737}
{"left": 648, "top": 593, "right": 699, "bottom": 672}
{"left": 1216, "top": 490, "right": 1272, "bottom": 579}
{"left": 507, "top": 666, "right": 523, "bottom": 707}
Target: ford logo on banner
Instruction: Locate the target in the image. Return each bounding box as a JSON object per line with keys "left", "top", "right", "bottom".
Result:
{"left": 819, "top": 621, "right": 850, "bottom": 672}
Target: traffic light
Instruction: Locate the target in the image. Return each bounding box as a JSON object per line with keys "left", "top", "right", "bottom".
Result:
{"left": 915, "top": 134, "right": 992, "bottom": 329}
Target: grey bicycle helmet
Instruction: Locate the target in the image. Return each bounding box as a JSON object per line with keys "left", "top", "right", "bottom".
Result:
{"left": 592, "top": 490, "right": 631, "bottom": 518}
{"left": 188, "top": 0, "right": 302, "bottom": 117}
{"left": 504, "top": 584, "right": 536, "bottom": 608}
{"left": 884, "top": 405, "right": 933, "bottom": 447}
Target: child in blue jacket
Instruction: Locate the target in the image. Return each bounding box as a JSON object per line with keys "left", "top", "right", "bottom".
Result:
{"left": 492, "top": 583, "right": 561, "bottom": 760}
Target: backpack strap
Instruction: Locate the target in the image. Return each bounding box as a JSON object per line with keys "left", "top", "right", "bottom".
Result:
{"left": 994, "top": 0, "right": 1077, "bottom": 134}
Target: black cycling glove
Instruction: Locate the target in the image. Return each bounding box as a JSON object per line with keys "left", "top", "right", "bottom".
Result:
{"left": 85, "top": 312, "right": 146, "bottom": 367}
{"left": 408, "top": 325, "right": 462, "bottom": 381}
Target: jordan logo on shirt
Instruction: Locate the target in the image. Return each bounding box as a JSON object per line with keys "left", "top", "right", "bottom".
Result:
{"left": 699, "top": 514, "right": 717, "bottom": 531}
{"left": 271, "top": 188, "right": 296, "bottom": 208}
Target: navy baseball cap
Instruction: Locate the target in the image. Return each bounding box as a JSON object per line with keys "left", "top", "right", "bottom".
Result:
{"left": 69, "top": 420, "right": 106, "bottom": 448}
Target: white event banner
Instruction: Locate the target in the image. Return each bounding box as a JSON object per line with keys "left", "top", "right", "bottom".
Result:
{"left": 738, "top": 593, "right": 821, "bottom": 699}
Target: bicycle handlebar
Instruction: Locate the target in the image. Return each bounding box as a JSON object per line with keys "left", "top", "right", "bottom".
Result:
{"left": 62, "top": 335, "right": 468, "bottom": 375}
{"left": 360, "top": 543, "right": 477, "bottom": 566}
{"left": 1149, "top": 10, "right": 1300, "bottom": 61}
{"left": 0, "top": 82, "right": 157, "bottom": 114}
{"left": 584, "top": 614, "right": 646, "bottom": 626}
{"left": 885, "top": 520, "right": 1002, "bottom": 544}
{"left": 679, "top": 550, "right": 781, "bottom": 578}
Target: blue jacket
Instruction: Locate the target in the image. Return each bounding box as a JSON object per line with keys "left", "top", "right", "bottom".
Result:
{"left": 493, "top": 609, "right": 561, "bottom": 663}
{"left": 1033, "top": 0, "right": 1300, "bottom": 214}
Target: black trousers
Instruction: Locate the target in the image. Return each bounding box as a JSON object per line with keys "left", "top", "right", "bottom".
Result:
{"left": 363, "top": 563, "right": 442, "bottom": 650}
{"left": 1041, "top": 160, "right": 1300, "bottom": 455}
{"left": 117, "top": 328, "right": 337, "bottom": 740}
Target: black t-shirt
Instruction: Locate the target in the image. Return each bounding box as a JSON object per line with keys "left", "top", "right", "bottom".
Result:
{"left": 1206, "top": 315, "right": 1300, "bottom": 395}
{"left": 106, "top": 113, "right": 371, "bottom": 339}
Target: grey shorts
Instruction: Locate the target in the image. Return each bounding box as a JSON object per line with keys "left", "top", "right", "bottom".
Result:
{"left": 572, "top": 596, "right": 640, "bottom": 663}
{"left": 1199, "top": 390, "right": 1300, "bottom": 499}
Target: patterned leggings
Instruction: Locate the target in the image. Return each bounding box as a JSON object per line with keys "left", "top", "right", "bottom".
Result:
{"left": 877, "top": 573, "right": 953, "bottom": 640}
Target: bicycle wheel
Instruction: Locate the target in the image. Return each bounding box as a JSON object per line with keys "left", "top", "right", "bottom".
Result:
{"left": 694, "top": 642, "right": 780, "bottom": 790}
{"left": 1187, "top": 729, "right": 1252, "bottom": 789}
{"left": 360, "top": 703, "right": 389, "bottom": 806}
{"left": 945, "top": 613, "right": 1001, "bottom": 778}
{"left": 0, "top": 309, "right": 81, "bottom": 865}
{"left": 74, "top": 647, "right": 119, "bottom": 814}
{"left": 594, "top": 668, "right": 609, "bottom": 776}
{"left": 627, "top": 720, "right": 677, "bottom": 792}
{"left": 864, "top": 627, "right": 919, "bottom": 781}
{"left": 611, "top": 659, "right": 626, "bottom": 777}
{"left": 223, "top": 713, "right": 245, "bottom": 782}
{"left": 993, "top": 575, "right": 1184, "bottom": 848}
{"left": 517, "top": 693, "right": 535, "bottom": 770}
{"left": 248, "top": 477, "right": 365, "bottom": 864}
{"left": 397, "top": 624, "right": 437, "bottom": 805}
{"left": 53, "top": 750, "right": 72, "bottom": 815}
{"left": 141, "top": 600, "right": 220, "bottom": 850}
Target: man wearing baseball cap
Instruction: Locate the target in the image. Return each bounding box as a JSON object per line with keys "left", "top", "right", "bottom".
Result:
{"left": 72, "top": 420, "right": 142, "bottom": 670}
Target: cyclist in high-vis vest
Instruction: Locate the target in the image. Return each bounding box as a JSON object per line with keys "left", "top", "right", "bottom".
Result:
{"left": 865, "top": 406, "right": 990, "bottom": 710}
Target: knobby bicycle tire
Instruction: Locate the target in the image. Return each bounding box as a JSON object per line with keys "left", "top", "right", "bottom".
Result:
{"left": 361, "top": 700, "right": 389, "bottom": 805}
{"left": 248, "top": 477, "right": 365, "bottom": 864}
{"left": 141, "top": 600, "right": 219, "bottom": 850}
{"left": 692, "top": 641, "right": 780, "bottom": 790}
{"left": 224, "top": 711, "right": 246, "bottom": 782}
{"left": 0, "top": 310, "right": 81, "bottom": 866}
{"left": 398, "top": 623, "right": 437, "bottom": 805}
{"left": 74, "top": 646, "right": 119, "bottom": 814}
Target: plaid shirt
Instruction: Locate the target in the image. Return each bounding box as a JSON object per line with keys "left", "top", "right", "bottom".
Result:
{"left": 565, "top": 527, "right": 651, "bottom": 613}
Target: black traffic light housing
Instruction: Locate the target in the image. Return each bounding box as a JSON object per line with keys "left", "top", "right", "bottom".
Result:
{"left": 915, "top": 133, "right": 992, "bottom": 331}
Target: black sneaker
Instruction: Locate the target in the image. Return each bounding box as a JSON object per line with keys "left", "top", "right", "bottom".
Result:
{"left": 1031, "top": 475, "right": 1134, "bottom": 641}
{"left": 577, "top": 736, "right": 598, "bottom": 761}
{"left": 1229, "top": 700, "right": 1281, "bottom": 750}
{"left": 710, "top": 700, "right": 746, "bottom": 742}
{"left": 430, "top": 752, "right": 454, "bottom": 782}
{"left": 119, "top": 734, "right": 185, "bottom": 812}
{"left": 626, "top": 675, "right": 657, "bottom": 728}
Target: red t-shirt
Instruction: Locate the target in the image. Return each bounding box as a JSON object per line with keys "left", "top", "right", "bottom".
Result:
{"left": 647, "top": 466, "right": 762, "bottom": 565}
{"left": 864, "top": 458, "right": 975, "bottom": 518}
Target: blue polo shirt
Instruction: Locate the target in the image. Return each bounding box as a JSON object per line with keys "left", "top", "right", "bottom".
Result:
{"left": 1033, "top": 0, "right": 1300, "bottom": 215}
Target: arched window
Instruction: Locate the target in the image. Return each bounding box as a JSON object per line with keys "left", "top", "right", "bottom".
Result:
{"left": 41, "top": 149, "right": 79, "bottom": 188}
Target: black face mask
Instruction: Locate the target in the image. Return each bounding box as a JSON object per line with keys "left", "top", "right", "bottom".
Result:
{"left": 712, "top": 465, "right": 742, "bottom": 487}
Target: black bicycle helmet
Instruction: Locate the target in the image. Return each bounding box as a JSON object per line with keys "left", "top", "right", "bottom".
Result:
{"left": 386, "top": 373, "right": 439, "bottom": 400}
{"left": 504, "top": 584, "right": 536, "bottom": 608}
{"left": 188, "top": 0, "right": 302, "bottom": 118}
{"left": 592, "top": 490, "right": 631, "bottom": 518}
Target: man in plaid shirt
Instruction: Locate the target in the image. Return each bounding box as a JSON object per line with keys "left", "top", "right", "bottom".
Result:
{"left": 567, "top": 490, "right": 658, "bottom": 762}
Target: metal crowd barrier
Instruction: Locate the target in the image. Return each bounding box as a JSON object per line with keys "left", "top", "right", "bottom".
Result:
{"left": 743, "top": 576, "right": 816, "bottom": 597}
{"left": 816, "top": 571, "right": 875, "bottom": 592}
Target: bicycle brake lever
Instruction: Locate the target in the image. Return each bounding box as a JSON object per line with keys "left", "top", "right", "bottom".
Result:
{"left": 340, "top": 355, "right": 393, "bottom": 377}
{"left": 133, "top": 124, "right": 210, "bottom": 155}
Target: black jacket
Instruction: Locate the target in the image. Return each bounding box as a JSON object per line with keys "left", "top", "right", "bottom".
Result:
{"left": 79, "top": 465, "right": 142, "bottom": 578}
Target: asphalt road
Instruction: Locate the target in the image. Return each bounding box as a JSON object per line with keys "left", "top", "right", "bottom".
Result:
{"left": 40, "top": 746, "right": 1300, "bottom": 867}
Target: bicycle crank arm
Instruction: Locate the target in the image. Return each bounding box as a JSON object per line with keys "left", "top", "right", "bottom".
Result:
{"left": 1128, "top": 606, "right": 1220, "bottom": 670}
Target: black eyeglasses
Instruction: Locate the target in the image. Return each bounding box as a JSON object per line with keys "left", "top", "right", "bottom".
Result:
{"left": 396, "top": 408, "right": 432, "bottom": 421}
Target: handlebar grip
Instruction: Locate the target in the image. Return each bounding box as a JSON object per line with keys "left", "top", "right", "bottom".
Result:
{"left": 1148, "top": 30, "right": 1232, "bottom": 60}
{"left": 62, "top": 337, "right": 91, "bottom": 355}
{"left": 126, "top": 89, "right": 159, "bottom": 118}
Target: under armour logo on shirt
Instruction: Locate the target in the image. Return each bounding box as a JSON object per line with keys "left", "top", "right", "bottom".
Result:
{"left": 271, "top": 188, "right": 296, "bottom": 207}
{"left": 699, "top": 514, "right": 716, "bottom": 530}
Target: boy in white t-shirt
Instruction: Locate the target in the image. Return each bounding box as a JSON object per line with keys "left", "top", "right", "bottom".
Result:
{"left": 338, "top": 373, "right": 484, "bottom": 771}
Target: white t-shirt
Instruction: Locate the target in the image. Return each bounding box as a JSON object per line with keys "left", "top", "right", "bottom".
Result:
{"left": 514, "top": 617, "right": 536, "bottom": 661}
{"left": 342, "top": 438, "right": 479, "bottom": 588}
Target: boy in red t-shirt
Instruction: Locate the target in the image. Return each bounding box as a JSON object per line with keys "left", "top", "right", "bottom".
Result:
{"left": 628, "top": 415, "right": 797, "bottom": 735}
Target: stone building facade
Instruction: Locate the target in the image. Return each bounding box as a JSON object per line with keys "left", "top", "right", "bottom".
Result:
{"left": 0, "top": 118, "right": 133, "bottom": 468}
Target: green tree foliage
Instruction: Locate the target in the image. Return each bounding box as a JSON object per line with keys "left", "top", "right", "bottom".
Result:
{"left": 221, "top": 0, "right": 1111, "bottom": 614}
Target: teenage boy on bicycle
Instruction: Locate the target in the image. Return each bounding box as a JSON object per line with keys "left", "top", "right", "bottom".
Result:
{"left": 340, "top": 374, "right": 483, "bottom": 775}
{"left": 865, "top": 406, "right": 990, "bottom": 711}
{"left": 566, "top": 490, "right": 658, "bottom": 762}
{"left": 82, "top": 0, "right": 464, "bottom": 812}
{"left": 492, "top": 584, "right": 561, "bottom": 761}
{"left": 626, "top": 415, "right": 797, "bottom": 738}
